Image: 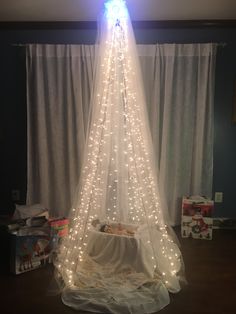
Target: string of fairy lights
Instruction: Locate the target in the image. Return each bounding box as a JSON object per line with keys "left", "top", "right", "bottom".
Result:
{"left": 57, "top": 0, "right": 181, "bottom": 287}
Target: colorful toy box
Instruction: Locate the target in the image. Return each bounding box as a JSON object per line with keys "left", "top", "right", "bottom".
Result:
{"left": 10, "top": 228, "right": 51, "bottom": 274}
{"left": 181, "top": 196, "right": 214, "bottom": 240}
{"left": 49, "top": 218, "right": 69, "bottom": 251}
{"left": 0, "top": 214, "right": 69, "bottom": 274}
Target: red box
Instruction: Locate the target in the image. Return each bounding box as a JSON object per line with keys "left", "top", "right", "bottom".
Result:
{"left": 181, "top": 197, "right": 214, "bottom": 240}
{"left": 49, "top": 218, "right": 69, "bottom": 251}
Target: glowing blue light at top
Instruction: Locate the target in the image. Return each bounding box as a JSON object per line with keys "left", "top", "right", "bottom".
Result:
{"left": 105, "top": 0, "right": 128, "bottom": 27}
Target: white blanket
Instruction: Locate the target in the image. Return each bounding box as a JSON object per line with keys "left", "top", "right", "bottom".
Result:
{"left": 87, "top": 224, "right": 155, "bottom": 278}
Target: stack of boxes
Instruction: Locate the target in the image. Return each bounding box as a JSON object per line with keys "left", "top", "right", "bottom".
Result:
{"left": 0, "top": 212, "right": 69, "bottom": 274}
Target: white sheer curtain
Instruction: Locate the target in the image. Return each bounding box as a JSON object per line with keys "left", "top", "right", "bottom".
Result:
{"left": 26, "top": 45, "right": 95, "bottom": 217}
{"left": 139, "top": 44, "right": 217, "bottom": 225}
{"left": 26, "top": 43, "right": 216, "bottom": 224}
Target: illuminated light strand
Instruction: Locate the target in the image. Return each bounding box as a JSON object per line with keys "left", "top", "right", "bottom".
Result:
{"left": 56, "top": 0, "right": 181, "bottom": 287}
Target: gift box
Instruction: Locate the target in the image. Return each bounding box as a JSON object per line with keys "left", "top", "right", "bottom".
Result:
{"left": 0, "top": 216, "right": 51, "bottom": 274}
{"left": 1, "top": 211, "right": 69, "bottom": 274}
{"left": 49, "top": 218, "right": 69, "bottom": 251}
{"left": 10, "top": 227, "right": 51, "bottom": 274}
{"left": 181, "top": 196, "right": 214, "bottom": 240}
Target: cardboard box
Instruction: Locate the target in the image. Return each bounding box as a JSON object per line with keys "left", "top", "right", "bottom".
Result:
{"left": 10, "top": 231, "right": 51, "bottom": 274}
{"left": 1, "top": 215, "right": 68, "bottom": 274}
{"left": 49, "top": 218, "right": 69, "bottom": 251}
{"left": 181, "top": 196, "right": 214, "bottom": 240}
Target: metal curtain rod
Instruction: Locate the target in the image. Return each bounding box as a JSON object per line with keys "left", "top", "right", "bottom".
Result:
{"left": 11, "top": 43, "right": 27, "bottom": 47}
{"left": 217, "top": 42, "right": 227, "bottom": 47}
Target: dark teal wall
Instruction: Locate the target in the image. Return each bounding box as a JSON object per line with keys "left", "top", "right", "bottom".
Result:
{"left": 0, "top": 45, "right": 27, "bottom": 215}
{"left": 0, "top": 26, "right": 235, "bottom": 218}
{"left": 213, "top": 42, "right": 236, "bottom": 217}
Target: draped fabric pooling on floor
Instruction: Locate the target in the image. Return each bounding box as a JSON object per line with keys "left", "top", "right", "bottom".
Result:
{"left": 54, "top": 1, "right": 185, "bottom": 313}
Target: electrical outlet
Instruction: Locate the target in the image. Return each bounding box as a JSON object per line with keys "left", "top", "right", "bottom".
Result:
{"left": 11, "top": 190, "right": 20, "bottom": 201}
{"left": 214, "top": 192, "right": 223, "bottom": 203}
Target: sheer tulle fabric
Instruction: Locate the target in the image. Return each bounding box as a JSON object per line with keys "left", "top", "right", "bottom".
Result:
{"left": 55, "top": 1, "right": 185, "bottom": 312}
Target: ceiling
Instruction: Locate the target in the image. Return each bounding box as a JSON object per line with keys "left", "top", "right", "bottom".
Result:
{"left": 0, "top": 0, "right": 236, "bottom": 22}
